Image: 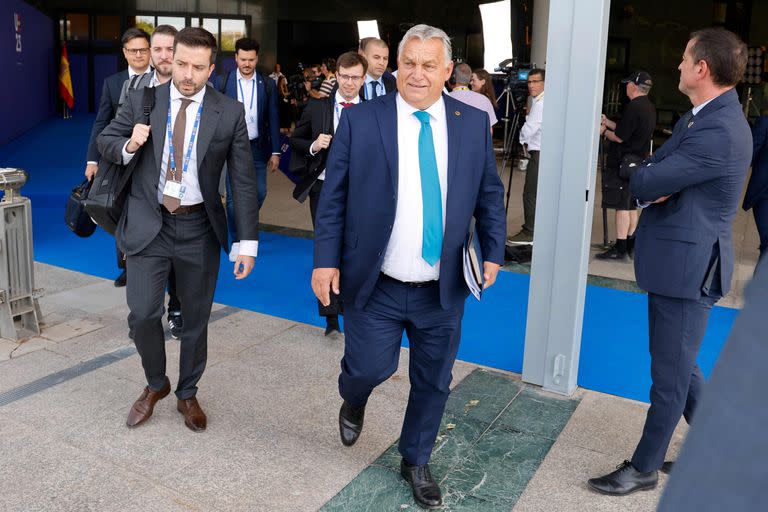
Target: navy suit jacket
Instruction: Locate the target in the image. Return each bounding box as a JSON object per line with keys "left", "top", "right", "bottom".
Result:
{"left": 216, "top": 70, "right": 281, "bottom": 157}
{"left": 630, "top": 88, "right": 752, "bottom": 300}
{"left": 314, "top": 93, "right": 506, "bottom": 310}
{"left": 743, "top": 115, "right": 768, "bottom": 210}
{"left": 86, "top": 70, "right": 129, "bottom": 162}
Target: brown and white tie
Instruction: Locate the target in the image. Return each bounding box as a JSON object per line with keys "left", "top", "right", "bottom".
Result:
{"left": 162, "top": 98, "right": 193, "bottom": 212}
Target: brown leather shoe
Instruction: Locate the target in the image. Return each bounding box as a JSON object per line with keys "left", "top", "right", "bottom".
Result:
{"left": 177, "top": 397, "right": 207, "bottom": 432}
{"left": 126, "top": 377, "right": 171, "bottom": 428}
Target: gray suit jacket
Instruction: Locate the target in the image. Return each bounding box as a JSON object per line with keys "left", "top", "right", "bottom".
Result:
{"left": 97, "top": 82, "right": 259, "bottom": 256}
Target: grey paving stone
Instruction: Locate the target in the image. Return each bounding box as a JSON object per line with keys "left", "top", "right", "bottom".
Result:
{"left": 33, "top": 262, "right": 103, "bottom": 296}
{"left": 0, "top": 348, "right": 73, "bottom": 394}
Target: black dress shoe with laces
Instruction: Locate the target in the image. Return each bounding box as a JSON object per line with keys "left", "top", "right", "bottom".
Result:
{"left": 338, "top": 401, "right": 365, "bottom": 446}
{"left": 588, "top": 460, "right": 658, "bottom": 496}
{"left": 400, "top": 459, "right": 442, "bottom": 509}
{"left": 168, "top": 311, "right": 183, "bottom": 340}
{"left": 660, "top": 460, "right": 674, "bottom": 474}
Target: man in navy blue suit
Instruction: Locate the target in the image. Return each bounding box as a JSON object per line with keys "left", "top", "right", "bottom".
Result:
{"left": 84, "top": 27, "right": 151, "bottom": 288}
{"left": 312, "top": 24, "right": 506, "bottom": 509}
{"left": 743, "top": 114, "right": 768, "bottom": 262}
{"left": 589, "top": 28, "right": 751, "bottom": 496}
{"left": 216, "top": 38, "right": 280, "bottom": 259}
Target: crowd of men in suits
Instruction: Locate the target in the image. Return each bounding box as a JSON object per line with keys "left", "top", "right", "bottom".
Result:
{"left": 83, "top": 22, "right": 762, "bottom": 508}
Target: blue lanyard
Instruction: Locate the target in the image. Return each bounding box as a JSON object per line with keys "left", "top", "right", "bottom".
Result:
{"left": 238, "top": 78, "right": 255, "bottom": 111}
{"left": 167, "top": 100, "right": 203, "bottom": 176}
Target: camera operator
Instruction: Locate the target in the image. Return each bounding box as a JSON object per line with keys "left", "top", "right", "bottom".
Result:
{"left": 597, "top": 71, "right": 656, "bottom": 261}
{"left": 509, "top": 68, "right": 545, "bottom": 244}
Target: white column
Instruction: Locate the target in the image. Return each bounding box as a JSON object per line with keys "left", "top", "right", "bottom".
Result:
{"left": 521, "top": 0, "right": 611, "bottom": 395}
{"left": 530, "top": 0, "right": 550, "bottom": 68}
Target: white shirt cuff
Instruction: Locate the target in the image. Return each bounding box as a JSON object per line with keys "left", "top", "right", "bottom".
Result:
{"left": 229, "top": 240, "right": 259, "bottom": 262}
{"left": 121, "top": 140, "right": 135, "bottom": 165}
{"left": 86, "top": 161, "right": 98, "bottom": 165}
{"left": 309, "top": 143, "right": 318, "bottom": 156}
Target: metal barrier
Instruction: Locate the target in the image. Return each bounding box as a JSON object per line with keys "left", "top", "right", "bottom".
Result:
{"left": 0, "top": 168, "right": 41, "bottom": 341}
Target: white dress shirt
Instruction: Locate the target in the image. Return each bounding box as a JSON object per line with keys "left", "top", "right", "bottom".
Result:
{"left": 380, "top": 94, "right": 448, "bottom": 282}
{"left": 313, "top": 91, "right": 360, "bottom": 181}
{"left": 692, "top": 96, "right": 716, "bottom": 116}
{"left": 519, "top": 92, "right": 544, "bottom": 151}
{"left": 236, "top": 69, "right": 259, "bottom": 140}
{"left": 122, "top": 82, "right": 258, "bottom": 258}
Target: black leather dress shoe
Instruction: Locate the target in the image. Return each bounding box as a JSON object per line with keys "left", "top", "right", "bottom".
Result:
{"left": 588, "top": 460, "right": 658, "bottom": 496}
{"left": 400, "top": 459, "right": 442, "bottom": 509}
{"left": 339, "top": 401, "right": 365, "bottom": 446}
{"left": 660, "top": 460, "right": 674, "bottom": 474}
{"left": 114, "top": 270, "right": 127, "bottom": 287}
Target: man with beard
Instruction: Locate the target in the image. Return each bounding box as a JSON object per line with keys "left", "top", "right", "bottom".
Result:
{"left": 98, "top": 27, "right": 260, "bottom": 431}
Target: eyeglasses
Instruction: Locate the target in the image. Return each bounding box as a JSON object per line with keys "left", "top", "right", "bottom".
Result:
{"left": 527, "top": 79, "right": 544, "bottom": 84}
{"left": 124, "top": 48, "right": 150, "bottom": 55}
{"left": 337, "top": 73, "right": 364, "bottom": 83}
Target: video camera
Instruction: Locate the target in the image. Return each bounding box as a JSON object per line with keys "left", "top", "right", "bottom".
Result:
{"left": 287, "top": 62, "right": 324, "bottom": 102}
{"left": 494, "top": 58, "right": 533, "bottom": 112}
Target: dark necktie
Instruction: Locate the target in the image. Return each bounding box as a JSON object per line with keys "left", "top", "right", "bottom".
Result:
{"left": 370, "top": 81, "right": 379, "bottom": 99}
{"left": 340, "top": 102, "right": 354, "bottom": 107}
{"left": 162, "top": 98, "right": 193, "bottom": 212}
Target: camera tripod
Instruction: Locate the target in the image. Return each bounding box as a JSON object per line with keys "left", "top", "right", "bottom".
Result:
{"left": 496, "top": 79, "right": 524, "bottom": 217}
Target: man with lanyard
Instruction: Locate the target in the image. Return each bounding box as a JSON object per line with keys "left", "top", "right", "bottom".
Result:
{"left": 216, "top": 37, "right": 280, "bottom": 261}
{"left": 449, "top": 63, "right": 498, "bottom": 130}
{"left": 290, "top": 51, "right": 367, "bottom": 337}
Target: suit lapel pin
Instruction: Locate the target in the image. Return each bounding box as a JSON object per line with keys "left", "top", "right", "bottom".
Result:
{"left": 454, "top": 111, "right": 461, "bottom": 117}
{"left": 688, "top": 120, "right": 694, "bottom": 128}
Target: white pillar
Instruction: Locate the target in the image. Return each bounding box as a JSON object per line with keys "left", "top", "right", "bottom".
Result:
{"left": 530, "top": 0, "right": 550, "bottom": 68}
{"left": 521, "top": 0, "right": 611, "bottom": 395}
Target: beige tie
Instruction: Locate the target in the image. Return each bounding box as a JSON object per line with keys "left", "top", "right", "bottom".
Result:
{"left": 162, "top": 98, "right": 193, "bottom": 212}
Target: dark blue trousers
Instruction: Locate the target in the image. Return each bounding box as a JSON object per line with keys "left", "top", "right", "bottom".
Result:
{"left": 226, "top": 139, "right": 268, "bottom": 244}
{"left": 753, "top": 196, "right": 768, "bottom": 261}
{"left": 339, "top": 275, "right": 464, "bottom": 466}
{"left": 631, "top": 291, "right": 718, "bottom": 472}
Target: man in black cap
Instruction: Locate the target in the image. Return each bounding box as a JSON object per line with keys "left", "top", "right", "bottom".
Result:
{"left": 597, "top": 71, "right": 657, "bottom": 261}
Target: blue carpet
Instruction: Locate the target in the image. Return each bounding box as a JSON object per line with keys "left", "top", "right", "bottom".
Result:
{"left": 1, "top": 116, "right": 739, "bottom": 403}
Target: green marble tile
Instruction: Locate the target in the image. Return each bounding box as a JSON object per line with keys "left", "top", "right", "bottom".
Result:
{"left": 320, "top": 465, "right": 415, "bottom": 511}
{"left": 449, "top": 495, "right": 512, "bottom": 512}
{"left": 373, "top": 411, "right": 488, "bottom": 476}
{"left": 440, "top": 430, "right": 554, "bottom": 507}
{"left": 445, "top": 369, "right": 523, "bottom": 424}
{"left": 494, "top": 388, "right": 579, "bottom": 440}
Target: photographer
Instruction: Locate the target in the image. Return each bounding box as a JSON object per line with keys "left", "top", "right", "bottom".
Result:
{"left": 509, "top": 68, "right": 545, "bottom": 244}
{"left": 597, "top": 71, "right": 656, "bottom": 261}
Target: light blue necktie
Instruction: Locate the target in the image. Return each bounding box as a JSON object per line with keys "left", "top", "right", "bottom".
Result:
{"left": 413, "top": 110, "right": 443, "bottom": 266}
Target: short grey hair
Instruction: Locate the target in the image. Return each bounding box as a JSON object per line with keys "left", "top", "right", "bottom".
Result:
{"left": 453, "top": 63, "right": 472, "bottom": 85}
{"left": 637, "top": 83, "right": 651, "bottom": 95}
{"left": 397, "top": 24, "right": 452, "bottom": 66}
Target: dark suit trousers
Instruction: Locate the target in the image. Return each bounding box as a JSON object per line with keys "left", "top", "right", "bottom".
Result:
{"left": 753, "top": 196, "right": 768, "bottom": 261}
{"left": 126, "top": 209, "right": 220, "bottom": 400}
{"left": 339, "top": 275, "right": 464, "bottom": 466}
{"left": 522, "top": 150, "right": 540, "bottom": 233}
{"left": 631, "top": 290, "right": 718, "bottom": 472}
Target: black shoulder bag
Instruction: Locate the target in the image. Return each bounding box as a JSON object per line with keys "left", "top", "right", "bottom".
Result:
{"left": 85, "top": 87, "right": 155, "bottom": 235}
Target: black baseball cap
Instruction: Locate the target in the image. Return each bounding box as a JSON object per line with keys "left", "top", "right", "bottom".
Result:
{"left": 621, "top": 71, "right": 653, "bottom": 86}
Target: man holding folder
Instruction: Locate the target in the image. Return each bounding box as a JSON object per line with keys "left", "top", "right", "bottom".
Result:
{"left": 311, "top": 25, "right": 505, "bottom": 508}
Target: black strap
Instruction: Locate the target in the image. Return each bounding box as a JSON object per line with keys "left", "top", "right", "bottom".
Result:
{"left": 142, "top": 86, "right": 155, "bottom": 122}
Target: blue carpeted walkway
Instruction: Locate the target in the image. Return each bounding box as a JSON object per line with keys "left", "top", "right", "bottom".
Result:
{"left": 0, "top": 116, "right": 739, "bottom": 403}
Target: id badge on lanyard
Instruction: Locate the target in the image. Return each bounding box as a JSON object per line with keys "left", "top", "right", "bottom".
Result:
{"left": 166, "top": 100, "right": 203, "bottom": 198}
{"left": 239, "top": 79, "right": 256, "bottom": 124}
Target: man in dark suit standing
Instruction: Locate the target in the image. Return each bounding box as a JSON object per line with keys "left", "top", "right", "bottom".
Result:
{"left": 312, "top": 25, "right": 506, "bottom": 508}
{"left": 588, "top": 28, "right": 751, "bottom": 496}
{"left": 290, "top": 51, "right": 367, "bottom": 337}
{"left": 85, "top": 28, "right": 151, "bottom": 288}
{"left": 98, "top": 27, "right": 260, "bottom": 432}
{"left": 743, "top": 114, "right": 768, "bottom": 262}
{"left": 358, "top": 37, "right": 396, "bottom": 100}
{"left": 215, "top": 38, "right": 280, "bottom": 260}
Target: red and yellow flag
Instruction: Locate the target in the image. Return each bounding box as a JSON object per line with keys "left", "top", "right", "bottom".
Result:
{"left": 58, "top": 42, "right": 74, "bottom": 109}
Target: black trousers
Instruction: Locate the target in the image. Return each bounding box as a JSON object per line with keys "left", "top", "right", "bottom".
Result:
{"left": 522, "top": 150, "right": 540, "bottom": 232}
{"left": 126, "top": 209, "right": 220, "bottom": 400}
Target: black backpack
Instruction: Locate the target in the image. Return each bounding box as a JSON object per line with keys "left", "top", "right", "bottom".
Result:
{"left": 64, "top": 179, "right": 97, "bottom": 237}
{"left": 84, "top": 86, "right": 155, "bottom": 235}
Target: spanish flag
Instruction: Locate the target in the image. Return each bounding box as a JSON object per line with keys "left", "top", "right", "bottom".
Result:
{"left": 59, "top": 42, "right": 74, "bottom": 109}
